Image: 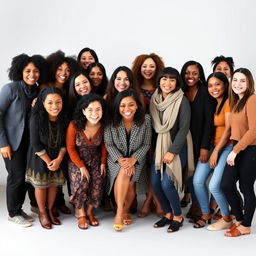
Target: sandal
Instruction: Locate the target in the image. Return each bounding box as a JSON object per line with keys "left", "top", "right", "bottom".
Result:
{"left": 123, "top": 213, "right": 132, "bottom": 225}
{"left": 225, "top": 227, "right": 250, "bottom": 237}
{"left": 113, "top": 216, "right": 123, "bottom": 232}
{"left": 193, "top": 217, "right": 212, "bottom": 228}
{"left": 167, "top": 218, "right": 184, "bottom": 232}
{"left": 153, "top": 217, "right": 172, "bottom": 228}
{"left": 78, "top": 216, "right": 88, "bottom": 229}
{"left": 87, "top": 214, "right": 99, "bottom": 226}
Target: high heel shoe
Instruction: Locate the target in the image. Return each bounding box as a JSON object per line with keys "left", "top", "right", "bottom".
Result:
{"left": 167, "top": 217, "right": 184, "bottom": 232}
{"left": 39, "top": 212, "right": 52, "bottom": 229}
{"left": 48, "top": 209, "right": 61, "bottom": 225}
{"left": 180, "top": 198, "right": 190, "bottom": 208}
{"left": 113, "top": 217, "right": 123, "bottom": 231}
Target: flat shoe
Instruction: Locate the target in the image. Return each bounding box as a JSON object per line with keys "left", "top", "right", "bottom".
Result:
{"left": 87, "top": 214, "right": 99, "bottom": 226}
{"left": 78, "top": 216, "right": 88, "bottom": 229}
{"left": 225, "top": 227, "right": 250, "bottom": 237}
{"left": 207, "top": 218, "right": 232, "bottom": 231}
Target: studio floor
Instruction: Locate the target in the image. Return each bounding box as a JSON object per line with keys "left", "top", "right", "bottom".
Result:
{"left": 0, "top": 185, "right": 255, "bottom": 256}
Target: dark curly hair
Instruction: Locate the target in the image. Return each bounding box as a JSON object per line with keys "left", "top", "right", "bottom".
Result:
{"left": 46, "top": 50, "right": 80, "bottom": 86}
{"left": 8, "top": 53, "right": 47, "bottom": 84}
{"left": 68, "top": 70, "right": 93, "bottom": 112}
{"left": 207, "top": 72, "right": 229, "bottom": 115}
{"left": 211, "top": 55, "right": 234, "bottom": 73}
{"left": 111, "top": 89, "right": 145, "bottom": 127}
{"left": 31, "top": 86, "right": 68, "bottom": 144}
{"left": 77, "top": 47, "right": 99, "bottom": 65}
{"left": 156, "top": 67, "right": 184, "bottom": 94}
{"left": 73, "top": 93, "right": 107, "bottom": 131}
{"left": 105, "top": 66, "right": 141, "bottom": 106}
{"left": 87, "top": 62, "right": 108, "bottom": 96}
{"left": 180, "top": 60, "right": 206, "bottom": 92}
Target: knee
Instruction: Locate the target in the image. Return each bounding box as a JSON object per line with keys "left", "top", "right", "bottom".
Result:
{"left": 193, "top": 175, "right": 204, "bottom": 189}
{"left": 209, "top": 181, "right": 220, "bottom": 194}
{"left": 161, "top": 177, "right": 175, "bottom": 192}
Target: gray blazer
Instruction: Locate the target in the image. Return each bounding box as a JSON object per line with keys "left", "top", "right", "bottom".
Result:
{"left": 104, "top": 114, "right": 152, "bottom": 194}
{"left": 0, "top": 81, "right": 28, "bottom": 151}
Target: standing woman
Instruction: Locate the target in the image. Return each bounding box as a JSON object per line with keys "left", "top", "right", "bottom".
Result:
{"left": 25, "top": 87, "right": 68, "bottom": 229}
{"left": 211, "top": 55, "right": 235, "bottom": 80}
{"left": 87, "top": 62, "right": 108, "bottom": 97}
{"left": 131, "top": 53, "right": 165, "bottom": 217}
{"left": 221, "top": 68, "right": 256, "bottom": 237}
{"left": 193, "top": 72, "right": 232, "bottom": 230}
{"left": 180, "top": 61, "right": 215, "bottom": 221}
{"left": 150, "top": 67, "right": 192, "bottom": 233}
{"left": 77, "top": 47, "right": 99, "bottom": 70}
{"left": 0, "top": 54, "right": 47, "bottom": 227}
{"left": 104, "top": 89, "right": 151, "bottom": 231}
{"left": 66, "top": 94, "right": 107, "bottom": 229}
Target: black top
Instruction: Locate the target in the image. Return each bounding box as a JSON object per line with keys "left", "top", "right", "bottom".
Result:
{"left": 189, "top": 86, "right": 215, "bottom": 161}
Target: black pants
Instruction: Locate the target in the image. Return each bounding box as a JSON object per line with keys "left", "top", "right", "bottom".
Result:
{"left": 4, "top": 138, "right": 36, "bottom": 217}
{"left": 221, "top": 145, "right": 256, "bottom": 227}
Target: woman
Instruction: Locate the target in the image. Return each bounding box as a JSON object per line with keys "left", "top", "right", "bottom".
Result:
{"left": 41, "top": 50, "right": 80, "bottom": 214}
{"left": 25, "top": 87, "right": 68, "bottom": 229}
{"left": 150, "top": 67, "right": 192, "bottom": 233}
{"left": 180, "top": 61, "right": 215, "bottom": 221}
{"left": 211, "top": 55, "right": 235, "bottom": 80}
{"left": 87, "top": 62, "right": 108, "bottom": 96}
{"left": 77, "top": 47, "right": 99, "bottom": 70}
{"left": 221, "top": 68, "right": 256, "bottom": 237}
{"left": 104, "top": 89, "right": 151, "bottom": 231}
{"left": 0, "top": 53, "right": 47, "bottom": 227}
{"left": 68, "top": 70, "right": 92, "bottom": 113}
{"left": 104, "top": 66, "right": 144, "bottom": 110}
{"left": 193, "top": 72, "right": 232, "bottom": 230}
{"left": 131, "top": 53, "right": 165, "bottom": 217}
{"left": 66, "top": 94, "right": 107, "bottom": 229}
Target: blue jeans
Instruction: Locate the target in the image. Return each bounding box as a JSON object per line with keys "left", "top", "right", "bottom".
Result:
{"left": 151, "top": 145, "right": 187, "bottom": 216}
{"left": 193, "top": 144, "right": 232, "bottom": 216}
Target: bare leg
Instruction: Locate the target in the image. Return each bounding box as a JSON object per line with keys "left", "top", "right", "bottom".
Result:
{"left": 87, "top": 204, "right": 99, "bottom": 226}
{"left": 47, "top": 186, "right": 61, "bottom": 225}
{"left": 35, "top": 188, "right": 47, "bottom": 213}
{"left": 123, "top": 182, "right": 135, "bottom": 224}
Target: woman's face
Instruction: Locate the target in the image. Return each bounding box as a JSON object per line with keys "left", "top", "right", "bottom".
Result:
{"left": 89, "top": 66, "right": 103, "bottom": 87}
{"left": 22, "top": 62, "right": 40, "bottom": 87}
{"left": 114, "top": 70, "right": 130, "bottom": 92}
{"left": 74, "top": 74, "right": 91, "bottom": 96}
{"left": 141, "top": 58, "right": 156, "bottom": 80}
{"left": 214, "top": 61, "right": 232, "bottom": 78}
{"left": 43, "top": 93, "right": 63, "bottom": 121}
{"left": 119, "top": 96, "right": 137, "bottom": 121}
{"left": 159, "top": 75, "right": 177, "bottom": 98}
{"left": 184, "top": 65, "right": 200, "bottom": 87}
{"left": 55, "top": 62, "right": 70, "bottom": 84}
{"left": 82, "top": 101, "right": 103, "bottom": 125}
{"left": 231, "top": 72, "right": 247, "bottom": 99}
{"left": 80, "top": 51, "right": 95, "bottom": 69}
{"left": 207, "top": 77, "right": 226, "bottom": 99}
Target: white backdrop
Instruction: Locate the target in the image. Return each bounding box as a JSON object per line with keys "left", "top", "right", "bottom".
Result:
{"left": 0, "top": 0, "right": 255, "bottom": 184}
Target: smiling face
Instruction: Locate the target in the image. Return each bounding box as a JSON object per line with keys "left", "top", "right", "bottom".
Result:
{"left": 214, "top": 61, "right": 232, "bottom": 78}
{"left": 74, "top": 74, "right": 91, "bottom": 96}
{"left": 119, "top": 96, "right": 137, "bottom": 121}
{"left": 207, "top": 77, "right": 226, "bottom": 100}
{"left": 114, "top": 70, "right": 130, "bottom": 92}
{"left": 22, "top": 62, "right": 40, "bottom": 87}
{"left": 184, "top": 65, "right": 200, "bottom": 87}
{"left": 141, "top": 58, "right": 156, "bottom": 80}
{"left": 80, "top": 51, "right": 95, "bottom": 69}
{"left": 231, "top": 72, "right": 248, "bottom": 99}
{"left": 43, "top": 93, "right": 63, "bottom": 121}
{"left": 82, "top": 101, "right": 103, "bottom": 125}
{"left": 159, "top": 75, "right": 177, "bottom": 98}
{"left": 89, "top": 66, "right": 103, "bottom": 87}
{"left": 55, "top": 62, "right": 70, "bottom": 84}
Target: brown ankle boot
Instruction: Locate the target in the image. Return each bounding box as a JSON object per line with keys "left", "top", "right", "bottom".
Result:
{"left": 39, "top": 212, "right": 52, "bottom": 229}
{"left": 48, "top": 209, "right": 61, "bottom": 225}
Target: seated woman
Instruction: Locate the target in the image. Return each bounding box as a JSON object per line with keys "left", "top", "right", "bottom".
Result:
{"left": 104, "top": 89, "right": 151, "bottom": 231}
{"left": 26, "top": 87, "right": 68, "bottom": 229}
{"left": 150, "top": 67, "right": 192, "bottom": 233}
{"left": 66, "top": 94, "right": 107, "bottom": 229}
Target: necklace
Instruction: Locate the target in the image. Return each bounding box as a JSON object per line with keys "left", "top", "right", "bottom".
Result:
{"left": 48, "top": 121, "right": 61, "bottom": 148}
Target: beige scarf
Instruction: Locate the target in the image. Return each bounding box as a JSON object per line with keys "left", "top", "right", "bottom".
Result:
{"left": 150, "top": 88, "right": 194, "bottom": 190}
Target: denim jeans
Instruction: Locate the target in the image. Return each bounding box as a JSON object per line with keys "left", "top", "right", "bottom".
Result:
{"left": 193, "top": 144, "right": 232, "bottom": 216}
{"left": 151, "top": 145, "right": 187, "bottom": 216}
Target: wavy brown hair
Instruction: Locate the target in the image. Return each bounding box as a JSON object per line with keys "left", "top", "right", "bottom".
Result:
{"left": 131, "top": 53, "right": 165, "bottom": 88}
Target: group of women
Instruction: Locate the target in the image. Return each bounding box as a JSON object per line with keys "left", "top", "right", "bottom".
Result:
{"left": 0, "top": 48, "right": 255, "bottom": 237}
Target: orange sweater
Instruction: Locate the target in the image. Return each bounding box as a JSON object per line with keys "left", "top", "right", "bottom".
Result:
{"left": 230, "top": 94, "right": 256, "bottom": 154}
{"left": 66, "top": 121, "right": 107, "bottom": 168}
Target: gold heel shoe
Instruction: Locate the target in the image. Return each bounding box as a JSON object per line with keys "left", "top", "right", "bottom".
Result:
{"left": 113, "top": 216, "right": 123, "bottom": 231}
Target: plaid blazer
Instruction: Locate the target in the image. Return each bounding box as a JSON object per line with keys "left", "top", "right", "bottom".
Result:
{"left": 104, "top": 114, "right": 152, "bottom": 194}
